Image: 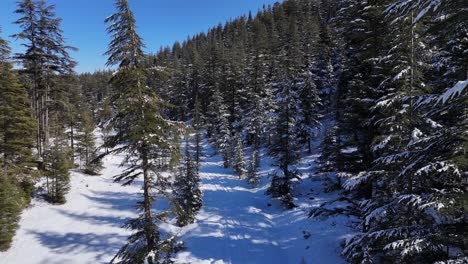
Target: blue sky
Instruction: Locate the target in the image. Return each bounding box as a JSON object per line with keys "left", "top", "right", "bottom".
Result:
{"left": 0, "top": 0, "right": 282, "bottom": 73}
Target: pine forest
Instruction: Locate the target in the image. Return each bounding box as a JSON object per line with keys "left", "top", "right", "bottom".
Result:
{"left": 0, "top": 0, "right": 466, "bottom": 263}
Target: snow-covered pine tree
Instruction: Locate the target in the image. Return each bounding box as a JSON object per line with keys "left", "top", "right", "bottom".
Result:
{"left": 297, "top": 76, "right": 321, "bottom": 154}
{"left": 174, "top": 138, "right": 202, "bottom": 227}
{"left": 103, "top": 0, "right": 182, "bottom": 263}
{"left": 193, "top": 95, "right": 203, "bottom": 171}
{"left": 208, "top": 88, "right": 231, "bottom": 168}
{"left": 318, "top": 124, "right": 341, "bottom": 173}
{"left": 342, "top": 3, "right": 448, "bottom": 262}
{"left": 247, "top": 148, "right": 260, "bottom": 187}
{"left": 267, "top": 12, "right": 303, "bottom": 209}
{"left": 334, "top": 0, "right": 391, "bottom": 174}
{"left": 311, "top": 21, "right": 335, "bottom": 110}
{"left": 232, "top": 132, "right": 246, "bottom": 178}
{"left": 244, "top": 15, "right": 275, "bottom": 149}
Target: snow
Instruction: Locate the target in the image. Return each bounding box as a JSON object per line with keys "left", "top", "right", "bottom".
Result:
{"left": 0, "top": 151, "right": 138, "bottom": 264}
{"left": 174, "top": 138, "right": 355, "bottom": 263}
{"left": 1, "top": 129, "right": 354, "bottom": 264}
{"left": 437, "top": 80, "right": 468, "bottom": 104}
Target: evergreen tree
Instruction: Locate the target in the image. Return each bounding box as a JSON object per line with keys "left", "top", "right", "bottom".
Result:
{"left": 232, "top": 132, "right": 246, "bottom": 178}
{"left": 77, "top": 108, "right": 101, "bottom": 175}
{"left": 0, "top": 36, "right": 36, "bottom": 179}
{"left": 208, "top": 88, "right": 231, "bottom": 168}
{"left": 174, "top": 138, "right": 202, "bottom": 227}
{"left": 103, "top": 1, "right": 181, "bottom": 263}
{"left": 44, "top": 136, "right": 72, "bottom": 204}
{"left": 267, "top": 14, "right": 303, "bottom": 209}
{"left": 193, "top": 95, "right": 203, "bottom": 170}
{"left": 0, "top": 174, "right": 28, "bottom": 251}
{"left": 13, "top": 0, "right": 76, "bottom": 159}
{"left": 246, "top": 148, "right": 260, "bottom": 187}
{"left": 0, "top": 27, "right": 36, "bottom": 251}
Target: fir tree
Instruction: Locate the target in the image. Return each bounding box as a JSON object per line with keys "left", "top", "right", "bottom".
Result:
{"left": 104, "top": 1, "right": 181, "bottom": 263}
{"left": 0, "top": 174, "right": 28, "bottom": 251}
{"left": 0, "top": 36, "right": 36, "bottom": 179}
{"left": 77, "top": 109, "right": 101, "bottom": 175}
{"left": 246, "top": 148, "right": 260, "bottom": 187}
{"left": 13, "top": 0, "right": 76, "bottom": 159}
{"left": 0, "top": 27, "right": 36, "bottom": 251}
{"left": 174, "top": 138, "right": 202, "bottom": 227}
{"left": 232, "top": 132, "right": 246, "bottom": 178}
{"left": 193, "top": 95, "right": 203, "bottom": 170}
{"left": 208, "top": 88, "right": 231, "bottom": 168}
{"left": 44, "top": 136, "right": 72, "bottom": 204}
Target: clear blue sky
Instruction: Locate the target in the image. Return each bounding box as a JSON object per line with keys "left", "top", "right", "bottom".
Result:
{"left": 0, "top": 0, "right": 282, "bottom": 73}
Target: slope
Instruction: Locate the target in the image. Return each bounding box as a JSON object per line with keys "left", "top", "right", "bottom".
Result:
{"left": 0, "top": 127, "right": 354, "bottom": 264}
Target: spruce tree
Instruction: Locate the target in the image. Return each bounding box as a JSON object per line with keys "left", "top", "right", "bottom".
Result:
{"left": 232, "top": 132, "right": 246, "bottom": 178}
{"left": 0, "top": 35, "right": 36, "bottom": 179}
{"left": 13, "top": 0, "right": 76, "bottom": 159}
{"left": 0, "top": 28, "right": 35, "bottom": 251}
{"left": 103, "top": 1, "right": 181, "bottom": 263}
{"left": 77, "top": 109, "right": 101, "bottom": 175}
{"left": 267, "top": 15, "right": 303, "bottom": 209}
{"left": 208, "top": 88, "right": 231, "bottom": 167}
{"left": 174, "top": 138, "right": 202, "bottom": 227}
{"left": 0, "top": 174, "right": 28, "bottom": 251}
{"left": 44, "top": 136, "right": 72, "bottom": 204}
{"left": 246, "top": 148, "right": 260, "bottom": 187}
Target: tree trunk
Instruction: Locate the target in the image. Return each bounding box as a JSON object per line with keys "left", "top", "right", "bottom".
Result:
{"left": 142, "top": 149, "right": 155, "bottom": 252}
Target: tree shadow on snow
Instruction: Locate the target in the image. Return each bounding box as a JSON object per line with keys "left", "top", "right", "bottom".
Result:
{"left": 81, "top": 190, "right": 141, "bottom": 212}
{"left": 26, "top": 230, "right": 126, "bottom": 263}
{"left": 53, "top": 208, "right": 132, "bottom": 227}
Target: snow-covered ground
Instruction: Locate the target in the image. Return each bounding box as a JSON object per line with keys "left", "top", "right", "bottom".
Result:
{"left": 174, "top": 144, "right": 354, "bottom": 264}
{"left": 0, "top": 131, "right": 355, "bottom": 264}
{"left": 0, "top": 151, "right": 138, "bottom": 264}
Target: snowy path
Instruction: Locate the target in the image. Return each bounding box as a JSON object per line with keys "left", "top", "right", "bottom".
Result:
{"left": 175, "top": 152, "right": 288, "bottom": 264}
{"left": 175, "top": 144, "right": 354, "bottom": 264}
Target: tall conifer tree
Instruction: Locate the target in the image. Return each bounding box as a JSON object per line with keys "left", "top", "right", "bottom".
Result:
{"left": 103, "top": 1, "right": 181, "bottom": 263}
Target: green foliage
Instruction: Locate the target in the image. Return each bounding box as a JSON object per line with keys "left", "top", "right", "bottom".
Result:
{"left": 247, "top": 148, "right": 260, "bottom": 187}
{"left": 0, "top": 175, "right": 28, "bottom": 251}
{"left": 44, "top": 138, "right": 72, "bottom": 204}
{"left": 0, "top": 62, "right": 36, "bottom": 176}
{"left": 232, "top": 133, "right": 246, "bottom": 178}
{"left": 174, "top": 138, "right": 202, "bottom": 227}
{"left": 77, "top": 109, "right": 101, "bottom": 175}
{"left": 104, "top": 1, "right": 182, "bottom": 263}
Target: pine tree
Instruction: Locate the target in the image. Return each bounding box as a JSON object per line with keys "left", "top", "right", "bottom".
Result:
{"left": 341, "top": 2, "right": 468, "bottom": 263}
{"left": 13, "top": 0, "right": 76, "bottom": 159}
{"left": 174, "top": 138, "right": 202, "bottom": 227}
{"left": 44, "top": 136, "right": 72, "bottom": 204}
{"left": 208, "top": 88, "right": 231, "bottom": 167}
{"left": 77, "top": 108, "right": 101, "bottom": 175}
{"left": 232, "top": 132, "right": 246, "bottom": 178}
{"left": 0, "top": 36, "right": 36, "bottom": 179}
{"left": 0, "top": 174, "right": 28, "bottom": 251}
{"left": 104, "top": 1, "right": 181, "bottom": 263}
{"left": 267, "top": 14, "right": 303, "bottom": 209}
{"left": 0, "top": 27, "right": 36, "bottom": 251}
{"left": 193, "top": 95, "right": 203, "bottom": 170}
{"left": 246, "top": 148, "right": 260, "bottom": 187}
